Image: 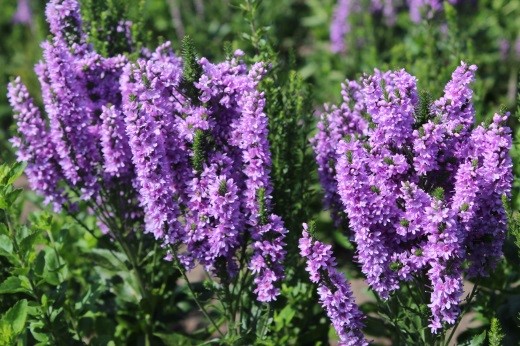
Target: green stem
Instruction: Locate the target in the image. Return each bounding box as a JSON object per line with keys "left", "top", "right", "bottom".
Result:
{"left": 110, "top": 220, "right": 152, "bottom": 345}
{"left": 229, "top": 240, "right": 249, "bottom": 333}
{"left": 67, "top": 213, "right": 127, "bottom": 269}
{"left": 444, "top": 281, "right": 479, "bottom": 346}
{"left": 171, "top": 250, "right": 225, "bottom": 338}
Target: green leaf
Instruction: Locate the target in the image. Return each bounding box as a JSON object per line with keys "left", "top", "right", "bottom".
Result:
{"left": 29, "top": 320, "right": 49, "bottom": 343}
{"left": 0, "top": 223, "right": 8, "bottom": 236}
{"left": 34, "top": 250, "right": 46, "bottom": 277}
{"left": 333, "top": 230, "right": 354, "bottom": 250}
{"left": 0, "top": 235, "right": 15, "bottom": 262}
{"left": 3, "top": 299, "right": 28, "bottom": 334}
{"left": 0, "top": 299, "right": 29, "bottom": 346}
{"left": 462, "top": 331, "right": 486, "bottom": 346}
{"left": 42, "top": 250, "right": 64, "bottom": 285}
{"left": 81, "top": 248, "right": 126, "bottom": 271}
{"left": 0, "top": 276, "right": 31, "bottom": 295}
{"left": 154, "top": 332, "right": 197, "bottom": 346}
{"left": 0, "top": 163, "right": 25, "bottom": 186}
{"left": 6, "top": 163, "right": 25, "bottom": 185}
{"left": 488, "top": 318, "right": 504, "bottom": 346}
{"left": 19, "top": 230, "right": 43, "bottom": 255}
{"left": 274, "top": 305, "right": 296, "bottom": 331}
{"left": 0, "top": 322, "right": 13, "bottom": 346}
{"left": 1, "top": 187, "right": 23, "bottom": 208}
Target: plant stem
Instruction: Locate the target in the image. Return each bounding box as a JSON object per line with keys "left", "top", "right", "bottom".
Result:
{"left": 444, "top": 281, "right": 479, "bottom": 346}
{"left": 170, "top": 249, "right": 225, "bottom": 338}
{"left": 111, "top": 224, "right": 152, "bottom": 345}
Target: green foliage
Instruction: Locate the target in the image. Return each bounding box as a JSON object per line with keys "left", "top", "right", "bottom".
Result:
{"left": 488, "top": 317, "right": 505, "bottom": 346}
{"left": 432, "top": 187, "right": 445, "bottom": 201}
{"left": 461, "top": 331, "right": 487, "bottom": 346}
{"left": 81, "top": 0, "right": 138, "bottom": 56}
{"left": 180, "top": 35, "right": 203, "bottom": 100}
{"left": 302, "top": 0, "right": 518, "bottom": 117}
{"left": 0, "top": 164, "right": 79, "bottom": 345}
{"left": 0, "top": 299, "right": 28, "bottom": 346}
{"left": 0, "top": 163, "right": 190, "bottom": 345}
{"left": 191, "top": 129, "right": 207, "bottom": 174}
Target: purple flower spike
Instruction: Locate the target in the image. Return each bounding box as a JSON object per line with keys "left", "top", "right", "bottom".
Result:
{"left": 8, "top": 78, "right": 67, "bottom": 211}
{"left": 99, "top": 105, "right": 133, "bottom": 178}
{"left": 45, "top": 0, "right": 88, "bottom": 51}
{"left": 313, "top": 62, "right": 512, "bottom": 332}
{"left": 300, "top": 224, "right": 368, "bottom": 346}
{"left": 12, "top": 0, "right": 32, "bottom": 25}
{"left": 120, "top": 49, "right": 187, "bottom": 242}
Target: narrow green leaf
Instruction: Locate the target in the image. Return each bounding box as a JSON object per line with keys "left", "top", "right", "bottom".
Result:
{"left": 81, "top": 248, "right": 126, "bottom": 271}
{"left": 42, "top": 250, "right": 63, "bottom": 285}
{"left": 6, "top": 163, "right": 26, "bottom": 185}
{"left": 0, "top": 276, "right": 31, "bottom": 295}
{"left": 34, "top": 250, "right": 46, "bottom": 277}
{"left": 0, "top": 234, "right": 14, "bottom": 257}
{"left": 154, "top": 332, "right": 197, "bottom": 346}
{"left": 468, "top": 331, "right": 486, "bottom": 346}
{"left": 0, "top": 223, "right": 8, "bottom": 236}
{"left": 19, "top": 230, "right": 43, "bottom": 255}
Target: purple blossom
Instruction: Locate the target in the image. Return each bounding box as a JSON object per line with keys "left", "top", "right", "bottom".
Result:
{"left": 8, "top": 78, "right": 66, "bottom": 211}
{"left": 300, "top": 224, "right": 368, "bottom": 345}
{"left": 413, "top": 63, "right": 477, "bottom": 176}
{"left": 330, "top": 0, "right": 353, "bottom": 53}
{"left": 120, "top": 44, "right": 187, "bottom": 241}
{"left": 10, "top": 0, "right": 287, "bottom": 304}
{"left": 408, "top": 0, "right": 445, "bottom": 23}
{"left": 12, "top": 0, "right": 32, "bottom": 25}
{"left": 236, "top": 68, "right": 288, "bottom": 301}
{"left": 183, "top": 152, "right": 244, "bottom": 273}
{"left": 120, "top": 45, "right": 286, "bottom": 300}
{"left": 311, "top": 80, "right": 367, "bottom": 227}
{"left": 40, "top": 41, "right": 102, "bottom": 200}
{"left": 45, "top": 0, "right": 88, "bottom": 51}
{"left": 499, "top": 37, "right": 520, "bottom": 61}
{"left": 455, "top": 114, "right": 512, "bottom": 277}
{"left": 362, "top": 69, "right": 417, "bottom": 149}
{"left": 313, "top": 62, "right": 513, "bottom": 332}
{"left": 11, "top": 0, "right": 141, "bottom": 216}
{"left": 423, "top": 198, "right": 463, "bottom": 332}
{"left": 251, "top": 215, "right": 287, "bottom": 301}
{"left": 330, "top": 0, "right": 463, "bottom": 52}
{"left": 99, "top": 105, "right": 133, "bottom": 177}
{"left": 335, "top": 138, "right": 401, "bottom": 297}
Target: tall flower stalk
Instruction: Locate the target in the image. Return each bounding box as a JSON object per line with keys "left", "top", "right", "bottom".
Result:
{"left": 312, "top": 63, "right": 513, "bottom": 339}
{"left": 9, "top": 0, "right": 288, "bottom": 341}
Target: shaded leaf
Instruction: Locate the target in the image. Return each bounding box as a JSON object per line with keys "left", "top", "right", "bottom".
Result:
{"left": 0, "top": 276, "right": 31, "bottom": 295}
{"left": 154, "top": 332, "right": 197, "bottom": 346}
{"left": 3, "top": 299, "right": 28, "bottom": 334}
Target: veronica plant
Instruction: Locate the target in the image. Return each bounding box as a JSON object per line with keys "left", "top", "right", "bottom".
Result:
{"left": 311, "top": 62, "right": 513, "bottom": 344}
{"left": 7, "top": 0, "right": 297, "bottom": 343}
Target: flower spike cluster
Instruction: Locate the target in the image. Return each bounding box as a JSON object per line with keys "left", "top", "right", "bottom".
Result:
{"left": 312, "top": 62, "right": 512, "bottom": 332}
{"left": 300, "top": 224, "right": 368, "bottom": 346}
{"left": 8, "top": 78, "right": 66, "bottom": 211}
{"left": 9, "top": 0, "right": 286, "bottom": 303}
